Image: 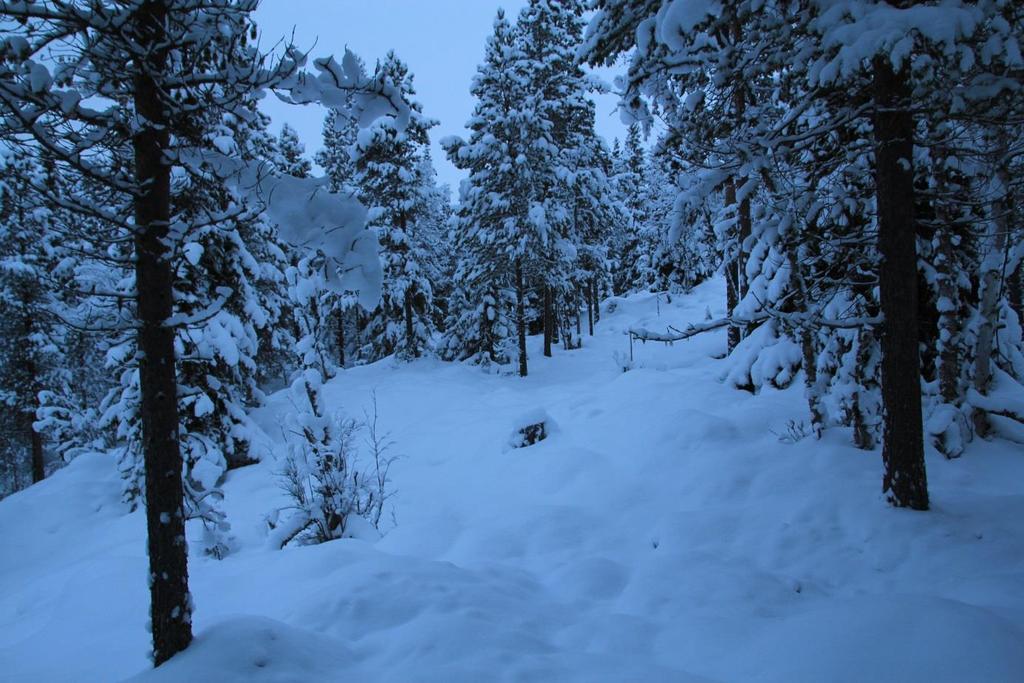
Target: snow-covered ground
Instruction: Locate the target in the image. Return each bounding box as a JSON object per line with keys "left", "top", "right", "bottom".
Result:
{"left": 2, "top": 280, "right": 1023, "bottom": 682}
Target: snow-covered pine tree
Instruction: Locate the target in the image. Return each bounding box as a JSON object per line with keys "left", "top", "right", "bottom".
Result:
{"left": 354, "top": 52, "right": 439, "bottom": 362}
{"left": 513, "top": 0, "right": 593, "bottom": 360}
{"left": 441, "top": 9, "right": 524, "bottom": 369}
{"left": 610, "top": 124, "right": 654, "bottom": 295}
{"left": 584, "top": 0, "right": 1024, "bottom": 509}
{"left": 314, "top": 99, "right": 367, "bottom": 367}
{"left": 276, "top": 123, "right": 312, "bottom": 178}
{"left": 648, "top": 145, "right": 714, "bottom": 295}
{"left": 0, "top": 148, "right": 62, "bottom": 491}
{"left": 0, "top": 0, "right": 407, "bottom": 664}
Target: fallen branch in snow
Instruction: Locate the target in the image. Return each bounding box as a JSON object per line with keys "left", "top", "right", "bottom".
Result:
{"left": 628, "top": 310, "right": 881, "bottom": 344}
{"left": 629, "top": 314, "right": 769, "bottom": 343}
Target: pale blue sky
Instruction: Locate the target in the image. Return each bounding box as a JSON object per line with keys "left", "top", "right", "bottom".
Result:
{"left": 253, "top": 1, "right": 627, "bottom": 194}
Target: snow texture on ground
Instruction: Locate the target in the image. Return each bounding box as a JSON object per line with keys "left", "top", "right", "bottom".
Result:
{"left": 2, "top": 279, "right": 1023, "bottom": 682}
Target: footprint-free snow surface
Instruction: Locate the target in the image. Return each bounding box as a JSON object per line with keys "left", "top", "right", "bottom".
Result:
{"left": 2, "top": 280, "right": 1023, "bottom": 682}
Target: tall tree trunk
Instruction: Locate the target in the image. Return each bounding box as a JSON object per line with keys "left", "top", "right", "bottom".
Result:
{"left": 587, "top": 282, "right": 595, "bottom": 336}
{"left": 592, "top": 277, "right": 600, "bottom": 325}
{"left": 972, "top": 144, "right": 1010, "bottom": 437}
{"left": 516, "top": 260, "right": 528, "bottom": 377}
{"left": 404, "top": 289, "right": 415, "bottom": 359}
{"left": 132, "top": 0, "right": 193, "bottom": 665}
{"left": 24, "top": 357, "right": 44, "bottom": 484}
{"left": 724, "top": 180, "right": 742, "bottom": 353}
{"left": 543, "top": 285, "right": 553, "bottom": 358}
{"left": 851, "top": 329, "right": 877, "bottom": 451}
{"left": 729, "top": 27, "right": 753, "bottom": 342}
{"left": 1009, "top": 263, "right": 1022, "bottom": 341}
{"left": 575, "top": 293, "right": 582, "bottom": 348}
{"left": 872, "top": 54, "right": 928, "bottom": 510}
{"left": 336, "top": 307, "right": 346, "bottom": 368}
{"left": 935, "top": 210, "right": 962, "bottom": 406}
{"left": 29, "top": 423, "right": 44, "bottom": 483}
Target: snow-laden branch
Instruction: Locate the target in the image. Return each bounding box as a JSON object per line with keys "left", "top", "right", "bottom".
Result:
{"left": 629, "top": 308, "right": 881, "bottom": 344}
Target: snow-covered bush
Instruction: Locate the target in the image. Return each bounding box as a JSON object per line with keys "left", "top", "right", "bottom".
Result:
{"left": 270, "top": 375, "right": 395, "bottom": 548}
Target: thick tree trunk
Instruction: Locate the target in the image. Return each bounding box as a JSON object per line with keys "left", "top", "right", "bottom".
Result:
{"left": 516, "top": 260, "right": 528, "bottom": 377}
{"left": 872, "top": 54, "right": 928, "bottom": 510}
{"left": 132, "top": 0, "right": 193, "bottom": 665}
{"left": 543, "top": 285, "right": 553, "bottom": 358}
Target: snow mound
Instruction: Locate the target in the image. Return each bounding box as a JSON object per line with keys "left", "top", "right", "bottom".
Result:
{"left": 125, "top": 616, "right": 352, "bottom": 682}
{"left": 3, "top": 279, "right": 1024, "bottom": 682}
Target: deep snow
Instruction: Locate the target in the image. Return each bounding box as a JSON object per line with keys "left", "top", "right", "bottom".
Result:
{"left": 2, "top": 280, "right": 1023, "bottom": 682}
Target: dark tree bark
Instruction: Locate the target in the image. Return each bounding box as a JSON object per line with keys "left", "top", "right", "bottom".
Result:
{"left": 872, "top": 53, "right": 928, "bottom": 510}
{"left": 335, "top": 307, "right": 346, "bottom": 368}
{"left": 587, "top": 282, "right": 595, "bottom": 336}
{"left": 852, "top": 328, "right": 878, "bottom": 451}
{"left": 25, "top": 357, "right": 44, "bottom": 484}
{"left": 1009, "top": 263, "right": 1023, "bottom": 342}
{"left": 404, "top": 289, "right": 415, "bottom": 358}
{"left": 575, "top": 297, "right": 582, "bottom": 348}
{"left": 592, "top": 277, "right": 600, "bottom": 325}
{"left": 29, "top": 426, "right": 44, "bottom": 483}
{"left": 543, "top": 285, "right": 553, "bottom": 357}
{"left": 131, "top": 0, "right": 193, "bottom": 665}
{"left": 401, "top": 212, "right": 417, "bottom": 359}
{"left": 935, "top": 218, "right": 962, "bottom": 406}
{"left": 516, "top": 260, "right": 528, "bottom": 377}
{"left": 724, "top": 180, "right": 742, "bottom": 352}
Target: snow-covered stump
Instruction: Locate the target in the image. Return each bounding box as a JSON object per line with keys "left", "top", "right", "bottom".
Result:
{"left": 508, "top": 410, "right": 558, "bottom": 449}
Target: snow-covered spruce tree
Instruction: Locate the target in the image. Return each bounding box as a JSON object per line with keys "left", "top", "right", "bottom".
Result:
{"left": 4, "top": 154, "right": 120, "bottom": 486}
{"left": 444, "top": 1, "right": 617, "bottom": 371}
{"left": 808, "top": 0, "right": 1023, "bottom": 506}
{"left": 101, "top": 98, "right": 312, "bottom": 559}
{"left": 353, "top": 52, "right": 439, "bottom": 362}
{"left": 0, "top": 148, "right": 62, "bottom": 490}
{"left": 441, "top": 9, "right": 525, "bottom": 369}
{"left": 587, "top": 1, "right": 780, "bottom": 354}
{"left": 550, "top": 45, "right": 624, "bottom": 351}
{"left": 415, "top": 151, "right": 456, "bottom": 334}
{"left": 648, "top": 145, "right": 715, "bottom": 296}
{"left": 276, "top": 123, "right": 312, "bottom": 178}
{"left": 513, "top": 0, "right": 594, "bottom": 361}
{"left": 584, "top": 0, "right": 1024, "bottom": 508}
{"left": 315, "top": 97, "right": 367, "bottom": 367}
{"left": 316, "top": 51, "right": 366, "bottom": 195}
{"left": 0, "top": 0, "right": 404, "bottom": 665}
{"left": 610, "top": 123, "right": 655, "bottom": 295}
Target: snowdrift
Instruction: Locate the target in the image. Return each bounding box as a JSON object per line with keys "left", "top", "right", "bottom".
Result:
{"left": 2, "top": 280, "right": 1023, "bottom": 682}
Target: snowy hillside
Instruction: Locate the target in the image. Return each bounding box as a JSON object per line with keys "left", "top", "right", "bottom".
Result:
{"left": 2, "top": 280, "right": 1023, "bottom": 682}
